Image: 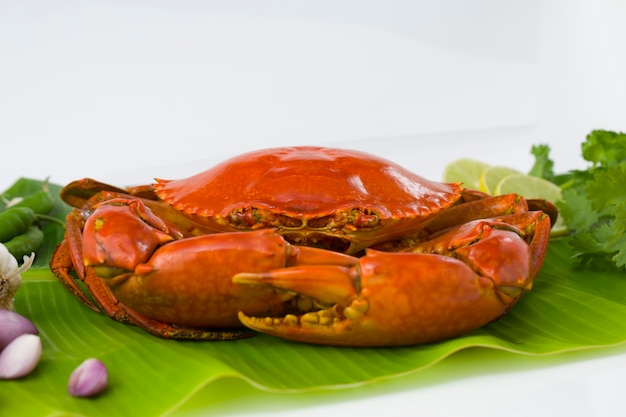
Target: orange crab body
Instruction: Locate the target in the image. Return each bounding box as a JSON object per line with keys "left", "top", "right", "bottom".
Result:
{"left": 51, "top": 146, "right": 555, "bottom": 346}
{"left": 152, "top": 147, "right": 464, "bottom": 254}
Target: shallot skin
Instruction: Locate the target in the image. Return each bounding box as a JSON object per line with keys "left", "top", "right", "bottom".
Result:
{"left": 0, "top": 334, "right": 42, "bottom": 379}
{"left": 0, "top": 309, "right": 38, "bottom": 350}
{"left": 68, "top": 358, "right": 109, "bottom": 398}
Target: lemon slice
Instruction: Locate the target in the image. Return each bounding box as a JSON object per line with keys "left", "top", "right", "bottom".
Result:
{"left": 479, "top": 166, "right": 524, "bottom": 194}
{"left": 494, "top": 174, "right": 567, "bottom": 236}
{"left": 441, "top": 158, "right": 491, "bottom": 190}
{"left": 494, "top": 174, "right": 562, "bottom": 201}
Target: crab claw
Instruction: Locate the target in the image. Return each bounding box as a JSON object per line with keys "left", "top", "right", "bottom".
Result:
{"left": 235, "top": 213, "right": 551, "bottom": 347}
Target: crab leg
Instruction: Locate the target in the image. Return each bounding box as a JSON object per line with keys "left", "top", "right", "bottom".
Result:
{"left": 59, "top": 178, "right": 161, "bottom": 208}
{"left": 51, "top": 210, "right": 98, "bottom": 311}
{"left": 425, "top": 193, "right": 529, "bottom": 233}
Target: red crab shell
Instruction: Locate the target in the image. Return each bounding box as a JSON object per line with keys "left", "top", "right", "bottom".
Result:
{"left": 51, "top": 145, "right": 555, "bottom": 345}
{"left": 153, "top": 146, "right": 463, "bottom": 254}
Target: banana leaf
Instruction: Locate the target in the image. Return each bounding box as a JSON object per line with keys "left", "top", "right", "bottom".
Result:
{"left": 2, "top": 178, "right": 626, "bottom": 416}
{"left": 1, "top": 238, "right": 624, "bottom": 417}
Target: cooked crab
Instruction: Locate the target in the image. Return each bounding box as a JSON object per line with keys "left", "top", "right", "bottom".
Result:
{"left": 51, "top": 146, "right": 555, "bottom": 346}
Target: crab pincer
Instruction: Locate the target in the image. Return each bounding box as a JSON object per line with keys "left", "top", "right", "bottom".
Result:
{"left": 235, "top": 213, "right": 551, "bottom": 347}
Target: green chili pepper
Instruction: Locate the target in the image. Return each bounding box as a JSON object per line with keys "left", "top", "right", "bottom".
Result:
{"left": 10, "top": 190, "right": 55, "bottom": 215}
{"left": 3, "top": 225, "right": 44, "bottom": 260}
{"left": 0, "top": 207, "right": 36, "bottom": 243}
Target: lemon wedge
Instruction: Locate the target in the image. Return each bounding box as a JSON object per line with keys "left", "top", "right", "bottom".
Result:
{"left": 442, "top": 158, "right": 491, "bottom": 190}
{"left": 479, "top": 166, "right": 524, "bottom": 194}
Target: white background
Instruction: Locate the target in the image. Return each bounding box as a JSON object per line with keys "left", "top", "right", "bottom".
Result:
{"left": 2, "top": 1, "right": 626, "bottom": 416}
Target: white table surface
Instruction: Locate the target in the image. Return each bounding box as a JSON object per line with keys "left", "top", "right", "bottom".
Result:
{"left": 2, "top": 1, "right": 626, "bottom": 416}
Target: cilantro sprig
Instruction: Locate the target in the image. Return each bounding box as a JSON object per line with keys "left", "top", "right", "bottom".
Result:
{"left": 531, "top": 129, "right": 626, "bottom": 272}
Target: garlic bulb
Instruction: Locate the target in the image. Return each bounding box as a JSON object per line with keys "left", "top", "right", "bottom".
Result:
{"left": 0, "top": 243, "right": 34, "bottom": 311}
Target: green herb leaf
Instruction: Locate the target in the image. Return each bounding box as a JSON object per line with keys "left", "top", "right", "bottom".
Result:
{"left": 528, "top": 144, "right": 556, "bottom": 182}
{"left": 545, "top": 130, "right": 626, "bottom": 272}
{"left": 582, "top": 130, "right": 626, "bottom": 167}
{"left": 557, "top": 186, "right": 596, "bottom": 232}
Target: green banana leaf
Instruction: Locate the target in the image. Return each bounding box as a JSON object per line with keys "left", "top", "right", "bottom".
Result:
{"left": 2, "top": 178, "right": 626, "bottom": 416}
{"left": 2, "top": 238, "right": 625, "bottom": 417}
